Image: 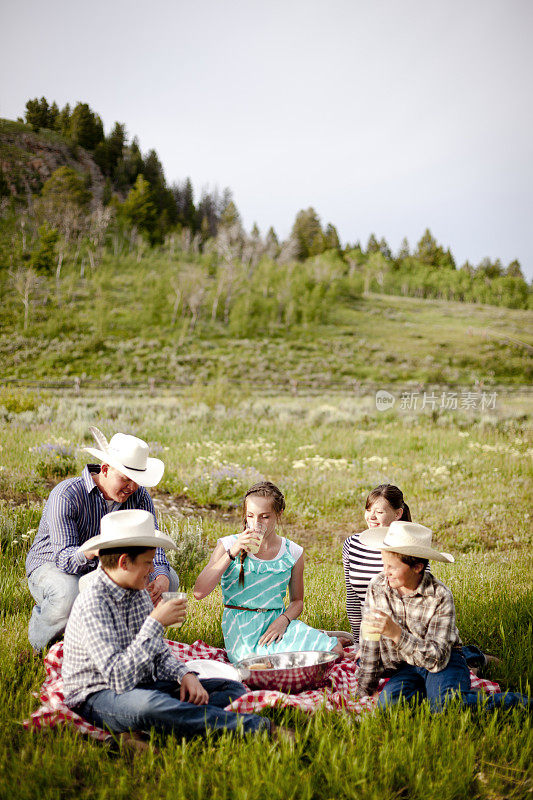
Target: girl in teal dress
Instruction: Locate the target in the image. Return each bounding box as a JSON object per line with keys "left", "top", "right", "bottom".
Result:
{"left": 194, "top": 481, "right": 343, "bottom": 664}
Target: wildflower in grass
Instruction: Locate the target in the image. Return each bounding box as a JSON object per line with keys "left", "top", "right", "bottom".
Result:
{"left": 30, "top": 439, "right": 78, "bottom": 479}
{"left": 291, "top": 454, "right": 355, "bottom": 471}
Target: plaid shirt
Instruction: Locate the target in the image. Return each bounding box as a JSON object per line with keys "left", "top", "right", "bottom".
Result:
{"left": 357, "top": 571, "right": 462, "bottom": 697}
{"left": 26, "top": 465, "right": 170, "bottom": 580}
{"left": 62, "top": 568, "right": 191, "bottom": 707}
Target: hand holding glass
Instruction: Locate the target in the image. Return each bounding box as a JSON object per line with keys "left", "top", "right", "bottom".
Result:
{"left": 246, "top": 520, "right": 267, "bottom": 554}
{"left": 361, "top": 609, "right": 382, "bottom": 642}
{"left": 161, "top": 591, "right": 188, "bottom": 627}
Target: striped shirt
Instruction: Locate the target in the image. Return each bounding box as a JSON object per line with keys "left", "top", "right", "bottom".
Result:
{"left": 62, "top": 568, "right": 190, "bottom": 707}
{"left": 343, "top": 533, "right": 431, "bottom": 644}
{"left": 357, "top": 571, "right": 462, "bottom": 697}
{"left": 25, "top": 465, "right": 170, "bottom": 580}
{"left": 343, "top": 534, "right": 384, "bottom": 644}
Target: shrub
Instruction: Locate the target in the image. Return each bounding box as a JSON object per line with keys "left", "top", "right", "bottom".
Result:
{"left": 158, "top": 514, "right": 209, "bottom": 588}
{"left": 30, "top": 440, "right": 77, "bottom": 479}
{"left": 0, "top": 387, "right": 41, "bottom": 413}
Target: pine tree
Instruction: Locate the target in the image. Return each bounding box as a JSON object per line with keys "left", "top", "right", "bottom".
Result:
{"left": 121, "top": 175, "right": 157, "bottom": 238}
{"left": 397, "top": 237, "right": 410, "bottom": 260}
{"left": 290, "top": 207, "right": 324, "bottom": 260}
{"left": 31, "top": 223, "right": 59, "bottom": 273}
{"left": 94, "top": 122, "right": 126, "bottom": 178}
{"left": 366, "top": 233, "right": 380, "bottom": 254}
{"left": 69, "top": 103, "right": 104, "bottom": 150}
{"left": 41, "top": 166, "right": 91, "bottom": 209}
{"left": 324, "top": 223, "right": 340, "bottom": 251}
{"left": 219, "top": 200, "right": 241, "bottom": 229}
{"left": 506, "top": 259, "right": 524, "bottom": 279}
{"left": 172, "top": 178, "right": 196, "bottom": 230}
{"left": 56, "top": 103, "right": 71, "bottom": 137}
{"left": 25, "top": 97, "right": 53, "bottom": 131}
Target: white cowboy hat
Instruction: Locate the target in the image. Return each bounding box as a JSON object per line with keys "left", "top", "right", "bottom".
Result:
{"left": 359, "top": 521, "right": 455, "bottom": 563}
{"left": 84, "top": 426, "right": 164, "bottom": 487}
{"left": 81, "top": 509, "right": 177, "bottom": 553}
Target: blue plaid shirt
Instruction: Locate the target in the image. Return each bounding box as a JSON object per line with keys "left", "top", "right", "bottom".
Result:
{"left": 62, "top": 568, "right": 191, "bottom": 707}
{"left": 25, "top": 465, "right": 170, "bottom": 580}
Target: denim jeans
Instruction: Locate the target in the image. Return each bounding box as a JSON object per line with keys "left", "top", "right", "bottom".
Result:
{"left": 28, "top": 563, "right": 81, "bottom": 651}
{"left": 27, "top": 563, "right": 180, "bottom": 651}
{"left": 461, "top": 644, "right": 486, "bottom": 669}
{"left": 76, "top": 678, "right": 269, "bottom": 739}
{"left": 377, "top": 650, "right": 531, "bottom": 713}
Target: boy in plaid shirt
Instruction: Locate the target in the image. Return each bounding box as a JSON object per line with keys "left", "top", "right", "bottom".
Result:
{"left": 357, "top": 522, "right": 530, "bottom": 712}
{"left": 62, "top": 510, "right": 272, "bottom": 741}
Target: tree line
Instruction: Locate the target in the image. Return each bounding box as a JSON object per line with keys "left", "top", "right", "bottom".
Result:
{"left": 16, "top": 96, "right": 237, "bottom": 245}
{"left": 0, "top": 96, "right": 530, "bottom": 315}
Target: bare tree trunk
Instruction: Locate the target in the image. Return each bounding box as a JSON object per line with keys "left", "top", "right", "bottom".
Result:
{"left": 20, "top": 218, "right": 27, "bottom": 253}
{"left": 171, "top": 287, "right": 182, "bottom": 326}
{"left": 211, "top": 280, "right": 223, "bottom": 322}
{"left": 23, "top": 282, "right": 30, "bottom": 330}
{"left": 56, "top": 250, "right": 64, "bottom": 282}
{"left": 223, "top": 285, "right": 233, "bottom": 325}
{"left": 55, "top": 250, "right": 64, "bottom": 305}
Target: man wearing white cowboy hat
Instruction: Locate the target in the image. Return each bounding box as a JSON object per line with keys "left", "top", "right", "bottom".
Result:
{"left": 26, "top": 427, "right": 179, "bottom": 652}
{"left": 62, "top": 509, "right": 271, "bottom": 741}
{"left": 356, "top": 521, "right": 531, "bottom": 712}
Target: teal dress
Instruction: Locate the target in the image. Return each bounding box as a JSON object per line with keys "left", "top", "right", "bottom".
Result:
{"left": 220, "top": 535, "right": 337, "bottom": 664}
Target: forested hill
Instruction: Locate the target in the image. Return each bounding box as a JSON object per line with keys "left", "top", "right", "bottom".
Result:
{"left": 0, "top": 119, "right": 105, "bottom": 201}
{"left": 0, "top": 97, "right": 531, "bottom": 315}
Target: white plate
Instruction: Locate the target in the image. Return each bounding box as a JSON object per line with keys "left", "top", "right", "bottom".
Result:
{"left": 184, "top": 658, "right": 241, "bottom": 681}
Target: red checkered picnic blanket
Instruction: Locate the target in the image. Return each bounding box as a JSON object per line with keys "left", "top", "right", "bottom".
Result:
{"left": 23, "top": 640, "right": 501, "bottom": 741}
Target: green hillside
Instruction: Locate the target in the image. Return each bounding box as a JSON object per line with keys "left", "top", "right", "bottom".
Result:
{"left": 1, "top": 104, "right": 532, "bottom": 394}
{"left": 1, "top": 250, "right": 531, "bottom": 390}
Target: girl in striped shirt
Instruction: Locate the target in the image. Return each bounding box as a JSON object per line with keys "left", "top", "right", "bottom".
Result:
{"left": 343, "top": 484, "right": 411, "bottom": 648}
{"left": 343, "top": 484, "right": 488, "bottom": 669}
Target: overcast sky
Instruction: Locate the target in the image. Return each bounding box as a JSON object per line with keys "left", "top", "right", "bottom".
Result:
{"left": 1, "top": 0, "right": 532, "bottom": 278}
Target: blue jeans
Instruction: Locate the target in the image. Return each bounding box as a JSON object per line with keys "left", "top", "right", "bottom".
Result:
{"left": 461, "top": 644, "right": 486, "bottom": 669}
{"left": 377, "top": 650, "right": 531, "bottom": 713}
{"left": 76, "top": 678, "right": 269, "bottom": 739}
{"left": 27, "top": 563, "right": 180, "bottom": 651}
{"left": 28, "top": 563, "right": 80, "bottom": 651}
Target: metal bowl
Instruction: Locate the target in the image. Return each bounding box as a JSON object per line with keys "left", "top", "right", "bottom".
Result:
{"left": 237, "top": 651, "right": 339, "bottom": 693}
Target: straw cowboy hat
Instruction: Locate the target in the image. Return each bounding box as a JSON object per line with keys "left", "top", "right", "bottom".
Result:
{"left": 84, "top": 426, "right": 164, "bottom": 487}
{"left": 81, "top": 509, "right": 177, "bottom": 553}
{"left": 359, "top": 521, "right": 454, "bottom": 563}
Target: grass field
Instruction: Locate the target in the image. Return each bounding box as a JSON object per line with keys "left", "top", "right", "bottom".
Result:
{"left": 2, "top": 252, "right": 532, "bottom": 390}
{"left": 0, "top": 386, "right": 532, "bottom": 799}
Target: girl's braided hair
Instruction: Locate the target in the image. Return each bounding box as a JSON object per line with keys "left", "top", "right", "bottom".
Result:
{"left": 238, "top": 481, "right": 285, "bottom": 586}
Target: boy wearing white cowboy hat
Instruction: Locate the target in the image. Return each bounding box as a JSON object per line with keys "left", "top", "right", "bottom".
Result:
{"left": 357, "top": 521, "right": 531, "bottom": 712}
{"left": 62, "top": 509, "right": 271, "bottom": 741}
{"left": 26, "top": 427, "right": 179, "bottom": 652}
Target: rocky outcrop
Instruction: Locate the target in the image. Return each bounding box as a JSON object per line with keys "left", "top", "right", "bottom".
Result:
{"left": 0, "top": 121, "right": 105, "bottom": 205}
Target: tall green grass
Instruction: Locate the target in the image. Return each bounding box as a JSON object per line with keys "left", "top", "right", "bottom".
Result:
{"left": 0, "top": 389, "right": 531, "bottom": 799}
{"left": 1, "top": 554, "right": 532, "bottom": 800}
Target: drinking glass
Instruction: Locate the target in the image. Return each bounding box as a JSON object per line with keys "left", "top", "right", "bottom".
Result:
{"left": 361, "top": 609, "right": 382, "bottom": 642}
{"left": 161, "top": 591, "right": 188, "bottom": 627}
{"left": 246, "top": 520, "right": 267, "bottom": 554}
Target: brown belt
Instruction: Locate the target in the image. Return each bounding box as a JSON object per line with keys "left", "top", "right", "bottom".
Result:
{"left": 224, "top": 604, "right": 282, "bottom": 614}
